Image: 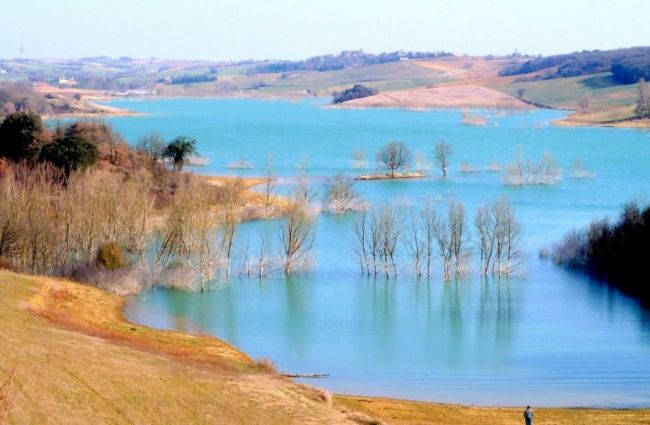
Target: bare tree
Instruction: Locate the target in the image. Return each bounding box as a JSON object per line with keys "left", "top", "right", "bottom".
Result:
{"left": 376, "top": 142, "right": 411, "bottom": 178}
{"left": 136, "top": 132, "right": 166, "bottom": 164}
{"left": 420, "top": 200, "right": 436, "bottom": 278}
{"left": 280, "top": 184, "right": 316, "bottom": 275}
{"left": 475, "top": 197, "right": 523, "bottom": 277}
{"left": 434, "top": 141, "right": 453, "bottom": 177}
{"left": 448, "top": 199, "right": 470, "bottom": 278}
{"left": 405, "top": 208, "right": 424, "bottom": 277}
{"left": 475, "top": 203, "right": 496, "bottom": 276}
{"left": 492, "top": 198, "right": 523, "bottom": 277}
{"left": 378, "top": 207, "right": 401, "bottom": 278}
{"left": 324, "top": 172, "right": 358, "bottom": 214}
{"left": 635, "top": 78, "right": 650, "bottom": 119}
{"left": 264, "top": 155, "right": 276, "bottom": 218}
{"left": 433, "top": 199, "right": 469, "bottom": 280}
{"left": 354, "top": 208, "right": 370, "bottom": 274}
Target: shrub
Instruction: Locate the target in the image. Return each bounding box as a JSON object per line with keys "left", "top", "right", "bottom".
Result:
{"left": 256, "top": 357, "right": 277, "bottom": 374}
{"left": 97, "top": 242, "right": 127, "bottom": 270}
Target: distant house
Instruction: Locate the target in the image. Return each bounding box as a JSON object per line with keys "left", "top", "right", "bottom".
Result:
{"left": 58, "top": 76, "right": 77, "bottom": 87}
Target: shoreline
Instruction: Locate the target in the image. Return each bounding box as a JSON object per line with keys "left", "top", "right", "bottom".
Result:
{"left": 0, "top": 271, "right": 647, "bottom": 423}
{"left": 42, "top": 91, "right": 650, "bottom": 129}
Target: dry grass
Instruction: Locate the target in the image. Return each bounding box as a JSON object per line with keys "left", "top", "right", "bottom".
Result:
{"left": 0, "top": 271, "right": 353, "bottom": 424}
{"left": 202, "top": 175, "right": 289, "bottom": 219}
{"left": 335, "top": 396, "right": 650, "bottom": 425}
{"left": 336, "top": 85, "right": 527, "bottom": 110}
{"left": 0, "top": 367, "right": 16, "bottom": 423}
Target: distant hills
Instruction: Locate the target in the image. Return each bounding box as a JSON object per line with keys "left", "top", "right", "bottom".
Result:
{"left": 248, "top": 50, "right": 453, "bottom": 74}
{"left": 499, "top": 46, "right": 650, "bottom": 84}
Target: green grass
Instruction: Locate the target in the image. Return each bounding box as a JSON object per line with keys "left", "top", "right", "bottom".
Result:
{"left": 492, "top": 72, "right": 639, "bottom": 109}
{"left": 251, "top": 61, "right": 448, "bottom": 95}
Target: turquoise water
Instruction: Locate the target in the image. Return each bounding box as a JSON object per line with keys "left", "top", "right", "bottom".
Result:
{"left": 101, "top": 98, "right": 650, "bottom": 407}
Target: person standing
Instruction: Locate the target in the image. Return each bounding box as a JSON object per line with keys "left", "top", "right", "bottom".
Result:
{"left": 523, "top": 406, "right": 534, "bottom": 425}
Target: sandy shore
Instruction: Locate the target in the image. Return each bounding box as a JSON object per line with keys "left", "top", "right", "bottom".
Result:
{"left": 554, "top": 116, "right": 650, "bottom": 128}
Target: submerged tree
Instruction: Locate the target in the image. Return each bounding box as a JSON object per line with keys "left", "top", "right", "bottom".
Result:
{"left": 474, "top": 197, "right": 523, "bottom": 277}
{"left": 280, "top": 183, "right": 316, "bottom": 275}
{"left": 324, "top": 172, "right": 358, "bottom": 214}
{"left": 434, "top": 141, "right": 453, "bottom": 177}
{"left": 433, "top": 199, "right": 470, "bottom": 280}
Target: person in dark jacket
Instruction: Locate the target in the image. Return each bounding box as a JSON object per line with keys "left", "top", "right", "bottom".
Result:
{"left": 523, "top": 406, "right": 534, "bottom": 425}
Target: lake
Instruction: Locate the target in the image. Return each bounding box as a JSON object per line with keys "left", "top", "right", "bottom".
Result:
{"left": 99, "top": 98, "right": 650, "bottom": 407}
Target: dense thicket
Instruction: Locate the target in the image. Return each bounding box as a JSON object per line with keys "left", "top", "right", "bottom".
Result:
{"left": 332, "top": 84, "right": 378, "bottom": 104}
{"left": 250, "top": 50, "right": 452, "bottom": 74}
{"left": 499, "top": 47, "right": 650, "bottom": 84}
{"left": 551, "top": 201, "right": 650, "bottom": 301}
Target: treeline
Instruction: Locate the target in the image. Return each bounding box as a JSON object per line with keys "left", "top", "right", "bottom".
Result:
{"left": 332, "top": 84, "right": 378, "bottom": 104}
{"left": 249, "top": 50, "right": 452, "bottom": 74}
{"left": 550, "top": 201, "right": 650, "bottom": 301}
{"left": 158, "top": 73, "right": 218, "bottom": 85}
{"left": 499, "top": 47, "right": 650, "bottom": 84}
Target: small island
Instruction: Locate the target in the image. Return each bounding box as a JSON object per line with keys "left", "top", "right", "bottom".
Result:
{"left": 332, "top": 84, "right": 378, "bottom": 104}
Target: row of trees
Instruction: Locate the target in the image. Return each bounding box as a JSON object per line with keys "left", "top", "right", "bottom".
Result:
{"left": 353, "top": 198, "right": 523, "bottom": 280}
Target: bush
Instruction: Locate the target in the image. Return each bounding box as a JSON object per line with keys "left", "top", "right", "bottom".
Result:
{"left": 39, "top": 132, "right": 98, "bottom": 176}
{"left": 96, "top": 242, "right": 127, "bottom": 270}
{"left": 0, "top": 111, "right": 49, "bottom": 162}
{"left": 332, "top": 84, "right": 378, "bottom": 104}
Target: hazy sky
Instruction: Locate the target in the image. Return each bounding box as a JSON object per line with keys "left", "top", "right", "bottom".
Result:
{"left": 1, "top": 0, "right": 649, "bottom": 60}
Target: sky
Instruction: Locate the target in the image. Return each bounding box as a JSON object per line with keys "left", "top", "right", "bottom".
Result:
{"left": 1, "top": 0, "right": 649, "bottom": 61}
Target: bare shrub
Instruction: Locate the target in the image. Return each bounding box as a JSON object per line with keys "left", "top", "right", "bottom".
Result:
{"left": 570, "top": 159, "right": 596, "bottom": 179}
{"left": 324, "top": 172, "right": 359, "bottom": 214}
{"left": 346, "top": 411, "right": 385, "bottom": 425}
{"left": 459, "top": 163, "right": 480, "bottom": 173}
{"left": 351, "top": 150, "right": 367, "bottom": 169}
{"left": 503, "top": 149, "right": 561, "bottom": 185}
{"left": 96, "top": 242, "right": 126, "bottom": 270}
{"left": 486, "top": 161, "right": 502, "bottom": 172}
{"left": 256, "top": 357, "right": 277, "bottom": 374}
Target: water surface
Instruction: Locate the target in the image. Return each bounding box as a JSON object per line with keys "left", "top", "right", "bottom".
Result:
{"left": 99, "top": 98, "right": 650, "bottom": 406}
